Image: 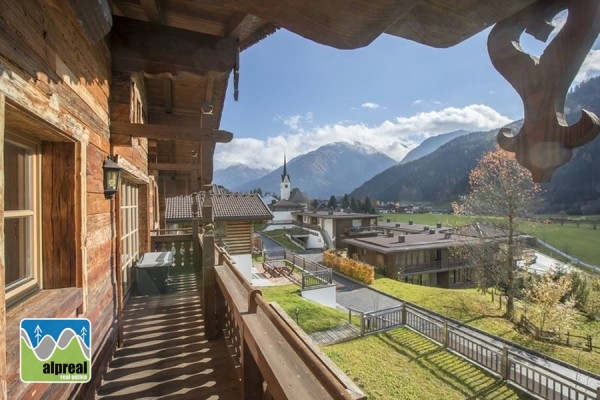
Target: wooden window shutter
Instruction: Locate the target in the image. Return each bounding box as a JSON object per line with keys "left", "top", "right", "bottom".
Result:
{"left": 42, "top": 141, "right": 77, "bottom": 288}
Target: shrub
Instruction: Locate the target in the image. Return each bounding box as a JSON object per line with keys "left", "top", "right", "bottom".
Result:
{"left": 323, "top": 250, "right": 375, "bottom": 284}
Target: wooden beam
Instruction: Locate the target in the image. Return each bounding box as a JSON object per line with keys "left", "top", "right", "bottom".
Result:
{"left": 149, "top": 163, "right": 202, "bottom": 171}
{"left": 139, "top": 0, "right": 163, "bottom": 25}
{"left": 111, "top": 16, "right": 237, "bottom": 75}
{"left": 110, "top": 121, "right": 233, "bottom": 143}
{"left": 200, "top": 140, "right": 216, "bottom": 190}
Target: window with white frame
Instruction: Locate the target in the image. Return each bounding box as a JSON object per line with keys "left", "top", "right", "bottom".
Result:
{"left": 4, "top": 135, "right": 41, "bottom": 299}
{"left": 120, "top": 179, "right": 139, "bottom": 292}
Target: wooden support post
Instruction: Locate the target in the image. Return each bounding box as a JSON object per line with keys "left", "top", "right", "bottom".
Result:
{"left": 202, "top": 193, "right": 218, "bottom": 339}
{"left": 115, "top": 189, "right": 124, "bottom": 348}
{"left": 242, "top": 340, "right": 263, "bottom": 400}
{"left": 202, "top": 230, "right": 217, "bottom": 338}
{"left": 0, "top": 92, "right": 7, "bottom": 400}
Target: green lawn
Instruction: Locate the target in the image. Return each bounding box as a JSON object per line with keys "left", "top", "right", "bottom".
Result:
{"left": 324, "top": 329, "right": 526, "bottom": 400}
{"left": 371, "top": 276, "right": 600, "bottom": 374}
{"left": 261, "top": 279, "right": 600, "bottom": 398}
{"left": 260, "top": 285, "right": 359, "bottom": 333}
{"left": 261, "top": 285, "right": 526, "bottom": 399}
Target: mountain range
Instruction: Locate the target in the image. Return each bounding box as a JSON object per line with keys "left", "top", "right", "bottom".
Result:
{"left": 351, "top": 76, "right": 600, "bottom": 214}
{"left": 215, "top": 76, "right": 600, "bottom": 214}
{"left": 227, "top": 142, "right": 397, "bottom": 199}
{"left": 399, "top": 130, "right": 471, "bottom": 165}
{"left": 213, "top": 164, "right": 270, "bottom": 190}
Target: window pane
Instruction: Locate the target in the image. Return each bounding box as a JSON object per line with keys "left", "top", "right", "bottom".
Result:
{"left": 5, "top": 142, "right": 32, "bottom": 211}
{"left": 5, "top": 216, "right": 33, "bottom": 287}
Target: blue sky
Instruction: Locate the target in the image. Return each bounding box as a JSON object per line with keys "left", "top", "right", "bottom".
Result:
{"left": 216, "top": 17, "right": 600, "bottom": 171}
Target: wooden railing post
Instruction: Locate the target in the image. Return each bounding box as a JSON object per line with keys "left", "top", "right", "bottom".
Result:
{"left": 360, "top": 312, "right": 365, "bottom": 335}
{"left": 442, "top": 321, "right": 449, "bottom": 348}
{"left": 501, "top": 346, "right": 510, "bottom": 380}
{"left": 243, "top": 340, "right": 263, "bottom": 400}
{"left": 203, "top": 231, "right": 219, "bottom": 339}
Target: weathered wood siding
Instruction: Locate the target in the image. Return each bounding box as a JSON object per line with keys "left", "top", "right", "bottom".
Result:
{"left": 0, "top": 1, "right": 149, "bottom": 399}
{"left": 223, "top": 221, "right": 253, "bottom": 255}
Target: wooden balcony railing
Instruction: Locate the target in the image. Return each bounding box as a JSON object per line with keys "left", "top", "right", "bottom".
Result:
{"left": 150, "top": 230, "right": 194, "bottom": 268}
{"left": 198, "top": 231, "right": 365, "bottom": 399}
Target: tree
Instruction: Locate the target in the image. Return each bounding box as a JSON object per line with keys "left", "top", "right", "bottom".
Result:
{"left": 350, "top": 197, "right": 358, "bottom": 211}
{"left": 523, "top": 271, "right": 576, "bottom": 337}
{"left": 327, "top": 195, "right": 337, "bottom": 209}
{"left": 363, "top": 196, "right": 375, "bottom": 214}
{"left": 311, "top": 199, "right": 319, "bottom": 210}
{"left": 342, "top": 194, "right": 350, "bottom": 209}
{"left": 452, "top": 146, "right": 541, "bottom": 320}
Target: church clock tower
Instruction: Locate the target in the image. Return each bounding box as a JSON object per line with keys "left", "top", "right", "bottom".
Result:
{"left": 280, "top": 154, "right": 291, "bottom": 200}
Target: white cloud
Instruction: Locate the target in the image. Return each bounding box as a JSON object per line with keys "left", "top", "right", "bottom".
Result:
{"left": 214, "top": 104, "right": 512, "bottom": 170}
{"left": 361, "top": 102, "right": 380, "bottom": 109}
{"left": 574, "top": 49, "right": 600, "bottom": 84}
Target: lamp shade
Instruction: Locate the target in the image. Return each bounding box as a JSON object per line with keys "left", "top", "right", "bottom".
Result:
{"left": 103, "top": 157, "right": 122, "bottom": 199}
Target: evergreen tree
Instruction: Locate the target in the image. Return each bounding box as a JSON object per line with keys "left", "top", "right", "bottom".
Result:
{"left": 328, "top": 195, "right": 337, "bottom": 209}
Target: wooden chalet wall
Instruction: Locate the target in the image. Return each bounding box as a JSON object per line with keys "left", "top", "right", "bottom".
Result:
{"left": 223, "top": 221, "right": 253, "bottom": 255}
{"left": 0, "top": 1, "right": 154, "bottom": 398}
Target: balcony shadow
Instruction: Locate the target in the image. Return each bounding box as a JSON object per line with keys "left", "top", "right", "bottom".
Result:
{"left": 97, "top": 271, "right": 241, "bottom": 400}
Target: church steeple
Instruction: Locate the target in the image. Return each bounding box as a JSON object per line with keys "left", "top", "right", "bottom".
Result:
{"left": 280, "top": 154, "right": 291, "bottom": 200}
{"left": 281, "top": 154, "right": 290, "bottom": 182}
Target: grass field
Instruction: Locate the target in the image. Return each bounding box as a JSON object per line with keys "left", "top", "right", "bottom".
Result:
{"left": 323, "top": 329, "right": 527, "bottom": 400}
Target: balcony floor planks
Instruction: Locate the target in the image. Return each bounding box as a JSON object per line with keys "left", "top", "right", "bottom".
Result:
{"left": 96, "top": 271, "right": 242, "bottom": 400}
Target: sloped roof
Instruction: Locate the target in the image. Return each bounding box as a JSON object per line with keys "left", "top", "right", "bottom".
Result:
{"left": 166, "top": 193, "right": 273, "bottom": 222}
{"left": 271, "top": 199, "right": 304, "bottom": 211}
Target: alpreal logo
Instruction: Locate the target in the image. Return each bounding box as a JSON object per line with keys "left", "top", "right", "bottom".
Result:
{"left": 20, "top": 318, "right": 91, "bottom": 383}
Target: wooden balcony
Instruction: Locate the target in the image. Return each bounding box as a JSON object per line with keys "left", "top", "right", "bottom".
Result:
{"left": 96, "top": 269, "right": 242, "bottom": 399}
{"left": 98, "top": 230, "right": 365, "bottom": 399}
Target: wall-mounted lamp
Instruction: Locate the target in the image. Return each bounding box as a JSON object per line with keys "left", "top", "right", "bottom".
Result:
{"left": 103, "top": 156, "right": 122, "bottom": 199}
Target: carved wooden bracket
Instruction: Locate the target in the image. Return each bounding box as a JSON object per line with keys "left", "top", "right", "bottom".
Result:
{"left": 487, "top": 0, "right": 600, "bottom": 182}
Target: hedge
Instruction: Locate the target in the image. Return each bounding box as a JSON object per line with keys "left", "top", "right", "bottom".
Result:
{"left": 322, "top": 250, "right": 375, "bottom": 284}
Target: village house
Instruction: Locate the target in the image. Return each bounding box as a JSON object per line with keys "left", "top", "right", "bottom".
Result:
{"left": 344, "top": 222, "right": 536, "bottom": 288}
{"left": 292, "top": 210, "right": 380, "bottom": 250}
{"left": 1, "top": 1, "right": 594, "bottom": 399}
{"left": 164, "top": 189, "right": 273, "bottom": 281}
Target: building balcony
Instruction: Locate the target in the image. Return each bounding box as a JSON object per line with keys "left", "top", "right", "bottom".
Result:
{"left": 98, "top": 231, "right": 364, "bottom": 399}
{"left": 399, "top": 261, "right": 443, "bottom": 275}
{"left": 343, "top": 226, "right": 384, "bottom": 236}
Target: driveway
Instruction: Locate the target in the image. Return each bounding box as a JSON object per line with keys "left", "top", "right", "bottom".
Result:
{"left": 333, "top": 273, "right": 402, "bottom": 313}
